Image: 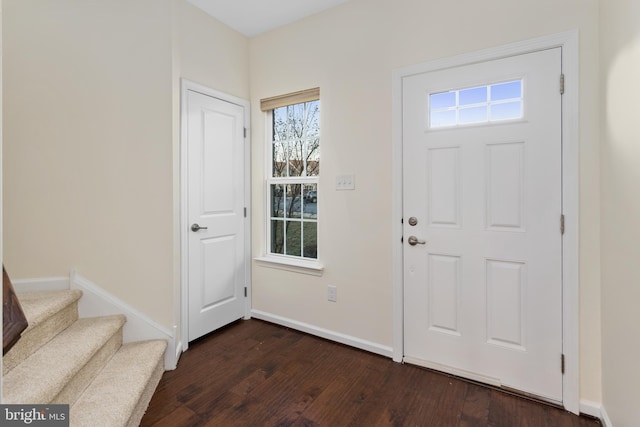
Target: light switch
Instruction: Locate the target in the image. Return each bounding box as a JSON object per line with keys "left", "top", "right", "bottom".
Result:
{"left": 336, "top": 175, "right": 355, "bottom": 190}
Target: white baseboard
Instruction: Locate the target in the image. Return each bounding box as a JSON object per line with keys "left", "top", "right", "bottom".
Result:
{"left": 174, "top": 340, "right": 184, "bottom": 367}
{"left": 12, "top": 276, "right": 70, "bottom": 293}
{"left": 600, "top": 405, "right": 613, "bottom": 427}
{"left": 580, "top": 400, "right": 612, "bottom": 427}
{"left": 250, "top": 309, "right": 394, "bottom": 358}
{"left": 70, "top": 271, "right": 178, "bottom": 370}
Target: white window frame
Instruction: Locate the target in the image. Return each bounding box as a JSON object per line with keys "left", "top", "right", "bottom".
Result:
{"left": 255, "top": 96, "right": 324, "bottom": 276}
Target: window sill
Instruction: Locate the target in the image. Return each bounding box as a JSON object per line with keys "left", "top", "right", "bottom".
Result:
{"left": 254, "top": 256, "right": 324, "bottom": 277}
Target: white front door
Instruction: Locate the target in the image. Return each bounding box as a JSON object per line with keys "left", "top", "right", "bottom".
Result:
{"left": 186, "top": 89, "right": 247, "bottom": 342}
{"left": 402, "top": 48, "right": 563, "bottom": 401}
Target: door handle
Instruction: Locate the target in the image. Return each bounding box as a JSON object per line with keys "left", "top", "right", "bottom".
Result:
{"left": 407, "top": 236, "right": 426, "bottom": 246}
{"left": 191, "top": 223, "right": 208, "bottom": 232}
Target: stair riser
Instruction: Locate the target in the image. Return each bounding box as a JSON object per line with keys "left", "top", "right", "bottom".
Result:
{"left": 52, "top": 328, "right": 123, "bottom": 406}
{"left": 3, "top": 303, "right": 78, "bottom": 375}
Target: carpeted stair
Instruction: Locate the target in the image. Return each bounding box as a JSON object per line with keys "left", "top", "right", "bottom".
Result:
{"left": 2, "top": 289, "right": 166, "bottom": 427}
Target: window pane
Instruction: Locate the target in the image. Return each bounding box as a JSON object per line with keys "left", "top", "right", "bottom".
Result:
{"left": 459, "top": 106, "right": 487, "bottom": 124}
{"left": 304, "top": 100, "right": 320, "bottom": 139}
{"left": 271, "top": 185, "right": 285, "bottom": 218}
{"left": 288, "top": 103, "right": 305, "bottom": 139}
{"left": 303, "top": 222, "right": 317, "bottom": 259}
{"left": 306, "top": 138, "right": 320, "bottom": 176}
{"left": 491, "top": 101, "right": 522, "bottom": 121}
{"left": 288, "top": 140, "right": 304, "bottom": 177}
{"left": 431, "top": 110, "right": 456, "bottom": 128}
{"left": 491, "top": 81, "right": 521, "bottom": 101}
{"left": 273, "top": 107, "right": 287, "bottom": 141}
{"left": 282, "top": 185, "right": 292, "bottom": 218}
{"left": 272, "top": 141, "right": 287, "bottom": 177}
{"left": 303, "top": 101, "right": 320, "bottom": 176}
{"left": 286, "top": 184, "right": 302, "bottom": 219}
{"left": 285, "top": 221, "right": 302, "bottom": 256}
{"left": 302, "top": 184, "right": 318, "bottom": 219}
{"left": 271, "top": 220, "right": 284, "bottom": 254}
{"left": 430, "top": 92, "right": 456, "bottom": 109}
{"left": 459, "top": 86, "right": 487, "bottom": 105}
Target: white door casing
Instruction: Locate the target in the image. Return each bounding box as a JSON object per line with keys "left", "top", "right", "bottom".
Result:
{"left": 402, "top": 48, "right": 563, "bottom": 401}
{"left": 181, "top": 81, "right": 251, "bottom": 346}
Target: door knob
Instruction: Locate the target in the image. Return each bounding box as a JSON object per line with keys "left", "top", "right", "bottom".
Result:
{"left": 191, "top": 223, "right": 208, "bottom": 232}
{"left": 407, "top": 236, "right": 426, "bottom": 246}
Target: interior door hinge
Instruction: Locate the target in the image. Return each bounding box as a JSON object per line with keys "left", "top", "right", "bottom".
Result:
{"left": 561, "top": 214, "right": 565, "bottom": 235}
{"left": 244, "top": 287, "right": 247, "bottom": 297}
{"left": 244, "top": 207, "right": 247, "bottom": 218}
{"left": 560, "top": 74, "right": 565, "bottom": 95}
{"left": 244, "top": 127, "right": 247, "bottom": 138}
{"left": 561, "top": 354, "right": 565, "bottom": 374}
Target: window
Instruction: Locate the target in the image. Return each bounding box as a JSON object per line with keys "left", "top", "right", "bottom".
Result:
{"left": 429, "top": 79, "right": 523, "bottom": 128}
{"left": 261, "top": 88, "right": 320, "bottom": 264}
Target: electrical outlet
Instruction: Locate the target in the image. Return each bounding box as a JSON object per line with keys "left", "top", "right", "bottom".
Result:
{"left": 327, "top": 285, "right": 337, "bottom": 302}
{"left": 336, "top": 174, "right": 355, "bottom": 190}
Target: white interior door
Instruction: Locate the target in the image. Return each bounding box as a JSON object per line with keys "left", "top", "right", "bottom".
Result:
{"left": 186, "top": 89, "right": 247, "bottom": 342}
{"left": 402, "top": 48, "right": 563, "bottom": 401}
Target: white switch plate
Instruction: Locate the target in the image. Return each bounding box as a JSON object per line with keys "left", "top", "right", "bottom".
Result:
{"left": 336, "top": 174, "right": 355, "bottom": 190}
{"left": 327, "top": 285, "right": 337, "bottom": 302}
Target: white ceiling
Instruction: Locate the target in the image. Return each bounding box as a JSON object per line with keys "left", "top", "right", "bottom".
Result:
{"left": 187, "top": 0, "right": 351, "bottom": 37}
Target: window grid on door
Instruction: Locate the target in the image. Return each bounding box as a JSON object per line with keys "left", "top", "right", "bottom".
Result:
{"left": 429, "top": 79, "right": 524, "bottom": 129}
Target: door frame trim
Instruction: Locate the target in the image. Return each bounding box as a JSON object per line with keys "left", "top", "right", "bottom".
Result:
{"left": 391, "top": 31, "right": 579, "bottom": 413}
{"left": 179, "top": 79, "right": 251, "bottom": 352}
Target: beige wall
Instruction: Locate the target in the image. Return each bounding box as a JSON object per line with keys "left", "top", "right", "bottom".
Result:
{"left": 2, "top": 0, "right": 249, "bottom": 333}
{"left": 3, "top": 0, "right": 175, "bottom": 326}
{"left": 600, "top": 1, "right": 640, "bottom": 426}
{"left": 249, "top": 0, "right": 602, "bottom": 402}
{"left": 172, "top": 0, "right": 249, "bottom": 100}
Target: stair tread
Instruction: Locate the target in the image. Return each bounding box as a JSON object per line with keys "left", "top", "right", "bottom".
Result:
{"left": 17, "top": 290, "right": 82, "bottom": 330}
{"left": 3, "top": 315, "right": 126, "bottom": 404}
{"left": 70, "top": 340, "right": 167, "bottom": 427}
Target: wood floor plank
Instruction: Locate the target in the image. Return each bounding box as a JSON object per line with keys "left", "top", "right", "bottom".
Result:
{"left": 255, "top": 360, "right": 331, "bottom": 426}
{"left": 429, "top": 377, "right": 468, "bottom": 427}
{"left": 141, "top": 320, "right": 600, "bottom": 427}
{"left": 296, "top": 373, "right": 359, "bottom": 425}
{"left": 147, "top": 406, "right": 204, "bottom": 427}
{"left": 395, "top": 365, "right": 451, "bottom": 426}
{"left": 459, "top": 383, "right": 491, "bottom": 427}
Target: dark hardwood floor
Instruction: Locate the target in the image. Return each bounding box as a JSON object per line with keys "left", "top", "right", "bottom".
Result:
{"left": 141, "top": 319, "right": 600, "bottom": 427}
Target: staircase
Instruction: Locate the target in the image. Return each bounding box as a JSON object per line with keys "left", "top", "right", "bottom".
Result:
{"left": 2, "top": 289, "right": 166, "bottom": 427}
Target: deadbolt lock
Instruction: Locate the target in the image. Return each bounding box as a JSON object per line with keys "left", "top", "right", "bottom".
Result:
{"left": 408, "top": 217, "right": 418, "bottom": 226}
